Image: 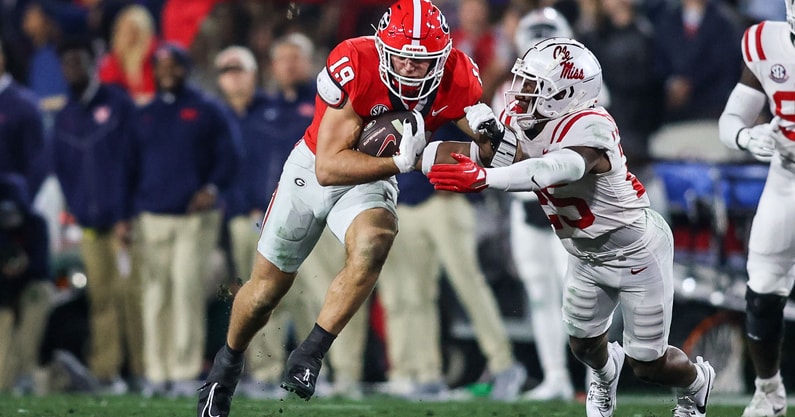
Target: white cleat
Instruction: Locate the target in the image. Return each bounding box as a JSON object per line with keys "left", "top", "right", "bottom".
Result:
{"left": 586, "top": 342, "right": 625, "bottom": 417}
{"left": 742, "top": 377, "right": 787, "bottom": 417}
{"left": 672, "top": 356, "right": 715, "bottom": 417}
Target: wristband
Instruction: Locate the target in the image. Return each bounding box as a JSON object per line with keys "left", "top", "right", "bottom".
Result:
{"left": 469, "top": 141, "right": 483, "bottom": 167}
{"left": 421, "top": 141, "right": 442, "bottom": 175}
{"left": 490, "top": 129, "right": 518, "bottom": 168}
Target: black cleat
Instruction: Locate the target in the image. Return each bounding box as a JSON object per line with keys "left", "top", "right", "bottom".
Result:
{"left": 279, "top": 349, "right": 322, "bottom": 401}
{"left": 197, "top": 347, "right": 244, "bottom": 417}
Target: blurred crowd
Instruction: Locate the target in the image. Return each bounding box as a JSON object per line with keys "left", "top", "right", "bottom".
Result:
{"left": 0, "top": 0, "right": 781, "bottom": 401}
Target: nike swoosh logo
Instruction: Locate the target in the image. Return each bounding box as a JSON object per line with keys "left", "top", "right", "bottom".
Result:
{"left": 292, "top": 374, "right": 314, "bottom": 389}
{"left": 431, "top": 105, "right": 448, "bottom": 117}
{"left": 378, "top": 134, "right": 398, "bottom": 156}
{"left": 630, "top": 266, "right": 648, "bottom": 275}
{"left": 696, "top": 367, "right": 714, "bottom": 415}
{"left": 773, "top": 406, "right": 785, "bottom": 415}
{"left": 202, "top": 382, "right": 221, "bottom": 417}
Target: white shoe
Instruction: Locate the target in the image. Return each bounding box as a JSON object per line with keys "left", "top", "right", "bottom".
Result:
{"left": 672, "top": 357, "right": 715, "bottom": 417}
{"left": 742, "top": 377, "right": 787, "bottom": 417}
{"left": 586, "top": 342, "right": 625, "bottom": 417}
{"left": 490, "top": 362, "right": 528, "bottom": 402}
{"left": 523, "top": 377, "right": 575, "bottom": 401}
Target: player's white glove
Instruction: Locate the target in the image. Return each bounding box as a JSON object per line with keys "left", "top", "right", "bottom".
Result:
{"left": 465, "top": 103, "right": 501, "bottom": 137}
{"left": 465, "top": 103, "right": 517, "bottom": 167}
{"left": 737, "top": 121, "right": 777, "bottom": 162}
{"left": 393, "top": 110, "right": 427, "bottom": 173}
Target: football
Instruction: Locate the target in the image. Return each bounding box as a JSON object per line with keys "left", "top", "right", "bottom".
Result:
{"left": 356, "top": 110, "right": 416, "bottom": 157}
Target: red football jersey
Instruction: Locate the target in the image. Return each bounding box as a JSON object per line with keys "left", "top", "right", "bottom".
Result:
{"left": 303, "top": 36, "right": 483, "bottom": 153}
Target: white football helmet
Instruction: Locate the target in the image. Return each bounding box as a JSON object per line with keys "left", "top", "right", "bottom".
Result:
{"left": 514, "top": 7, "right": 573, "bottom": 55}
{"left": 505, "top": 37, "right": 602, "bottom": 129}
{"left": 787, "top": 0, "right": 795, "bottom": 34}
{"left": 374, "top": 0, "right": 453, "bottom": 101}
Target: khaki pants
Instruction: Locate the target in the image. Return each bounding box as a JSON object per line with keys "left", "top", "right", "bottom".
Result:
{"left": 80, "top": 228, "right": 144, "bottom": 380}
{"left": 0, "top": 282, "right": 54, "bottom": 391}
{"left": 229, "top": 218, "right": 366, "bottom": 384}
{"left": 136, "top": 210, "right": 221, "bottom": 382}
{"left": 379, "top": 193, "right": 514, "bottom": 383}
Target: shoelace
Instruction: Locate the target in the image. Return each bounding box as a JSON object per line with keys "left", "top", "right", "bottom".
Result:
{"left": 672, "top": 394, "right": 696, "bottom": 417}
{"left": 587, "top": 382, "right": 612, "bottom": 411}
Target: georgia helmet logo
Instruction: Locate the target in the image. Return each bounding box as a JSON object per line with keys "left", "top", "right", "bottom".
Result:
{"left": 377, "top": 9, "right": 391, "bottom": 30}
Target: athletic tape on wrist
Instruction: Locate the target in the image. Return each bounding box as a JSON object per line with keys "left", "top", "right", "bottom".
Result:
{"left": 490, "top": 129, "right": 518, "bottom": 168}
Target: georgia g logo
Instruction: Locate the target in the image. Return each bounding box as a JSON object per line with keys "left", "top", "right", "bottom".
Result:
{"left": 438, "top": 11, "right": 449, "bottom": 34}
{"left": 378, "top": 9, "right": 391, "bottom": 30}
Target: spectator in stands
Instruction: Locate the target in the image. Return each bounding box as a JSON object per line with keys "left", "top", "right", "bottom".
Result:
{"left": 21, "top": 2, "right": 68, "bottom": 113}
{"left": 98, "top": 5, "right": 158, "bottom": 106}
{"left": 128, "top": 43, "right": 241, "bottom": 398}
{"left": 0, "top": 39, "right": 48, "bottom": 201}
{"left": 53, "top": 39, "right": 144, "bottom": 395}
{"left": 652, "top": 0, "right": 743, "bottom": 122}
{"left": 214, "top": 43, "right": 288, "bottom": 399}
{"left": 451, "top": 0, "right": 512, "bottom": 101}
{"left": 0, "top": 173, "right": 52, "bottom": 394}
{"left": 378, "top": 168, "right": 527, "bottom": 402}
{"left": 579, "top": 0, "right": 663, "bottom": 193}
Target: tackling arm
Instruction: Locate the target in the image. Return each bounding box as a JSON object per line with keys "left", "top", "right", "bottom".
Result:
{"left": 428, "top": 146, "right": 600, "bottom": 193}
{"left": 485, "top": 147, "right": 589, "bottom": 191}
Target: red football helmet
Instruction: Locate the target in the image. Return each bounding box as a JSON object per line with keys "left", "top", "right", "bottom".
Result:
{"left": 374, "top": 0, "right": 452, "bottom": 101}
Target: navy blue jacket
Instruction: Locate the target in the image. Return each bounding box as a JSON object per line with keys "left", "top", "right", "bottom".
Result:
{"left": 0, "top": 75, "right": 48, "bottom": 199}
{"left": 224, "top": 83, "right": 316, "bottom": 218}
{"left": 53, "top": 83, "right": 135, "bottom": 229}
{"left": 652, "top": 0, "right": 742, "bottom": 122}
{"left": 129, "top": 85, "right": 242, "bottom": 215}
{"left": 0, "top": 173, "right": 49, "bottom": 306}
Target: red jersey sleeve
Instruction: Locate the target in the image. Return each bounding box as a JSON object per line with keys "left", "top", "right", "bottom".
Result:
{"left": 316, "top": 37, "right": 383, "bottom": 111}
{"left": 438, "top": 48, "right": 484, "bottom": 121}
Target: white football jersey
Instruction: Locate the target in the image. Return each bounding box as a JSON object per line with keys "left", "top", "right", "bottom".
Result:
{"left": 502, "top": 105, "right": 649, "bottom": 239}
{"left": 743, "top": 21, "right": 795, "bottom": 156}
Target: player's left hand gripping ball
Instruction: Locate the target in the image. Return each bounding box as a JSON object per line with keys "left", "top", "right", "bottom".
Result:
{"left": 428, "top": 153, "right": 487, "bottom": 193}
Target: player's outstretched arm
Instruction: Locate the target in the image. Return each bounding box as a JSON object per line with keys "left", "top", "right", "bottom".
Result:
{"left": 427, "top": 146, "right": 602, "bottom": 193}
{"left": 417, "top": 104, "right": 524, "bottom": 174}
{"left": 718, "top": 66, "right": 775, "bottom": 162}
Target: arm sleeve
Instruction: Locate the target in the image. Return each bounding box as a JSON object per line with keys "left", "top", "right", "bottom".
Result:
{"left": 718, "top": 83, "right": 768, "bottom": 150}
{"left": 485, "top": 148, "right": 586, "bottom": 191}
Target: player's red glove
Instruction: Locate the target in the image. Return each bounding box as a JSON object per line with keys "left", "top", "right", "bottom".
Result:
{"left": 427, "top": 153, "right": 488, "bottom": 193}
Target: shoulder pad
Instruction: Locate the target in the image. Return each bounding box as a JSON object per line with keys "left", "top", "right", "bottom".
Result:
{"left": 317, "top": 68, "right": 346, "bottom": 108}
{"left": 550, "top": 108, "right": 618, "bottom": 150}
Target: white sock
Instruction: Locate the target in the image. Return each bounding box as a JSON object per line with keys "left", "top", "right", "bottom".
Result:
{"left": 757, "top": 372, "right": 783, "bottom": 392}
{"left": 684, "top": 363, "right": 706, "bottom": 401}
{"left": 593, "top": 353, "right": 616, "bottom": 382}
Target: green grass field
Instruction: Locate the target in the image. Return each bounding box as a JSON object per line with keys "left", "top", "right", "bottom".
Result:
{"left": 0, "top": 393, "right": 753, "bottom": 417}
